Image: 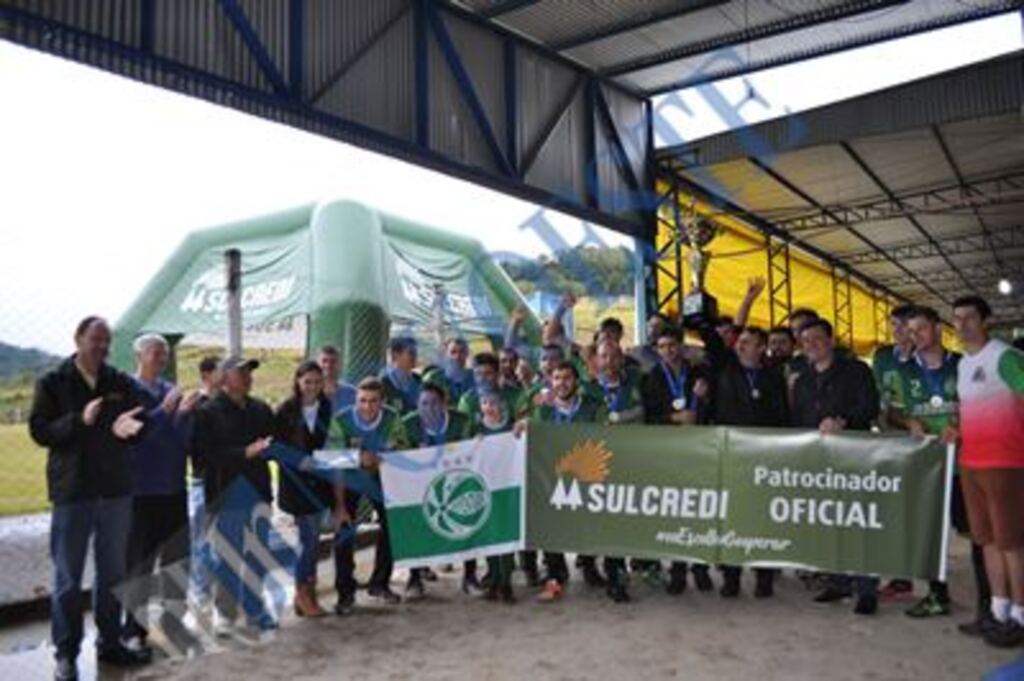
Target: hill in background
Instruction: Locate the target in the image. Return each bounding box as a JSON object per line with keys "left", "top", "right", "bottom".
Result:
{"left": 0, "top": 342, "right": 60, "bottom": 380}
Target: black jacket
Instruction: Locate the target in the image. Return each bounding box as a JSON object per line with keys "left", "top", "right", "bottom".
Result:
{"left": 711, "top": 357, "right": 790, "bottom": 428}
{"left": 193, "top": 391, "right": 274, "bottom": 506}
{"left": 791, "top": 355, "right": 879, "bottom": 431}
{"left": 29, "top": 356, "right": 146, "bottom": 505}
{"left": 274, "top": 396, "right": 334, "bottom": 516}
{"left": 642, "top": 360, "right": 712, "bottom": 425}
{"left": 694, "top": 323, "right": 790, "bottom": 428}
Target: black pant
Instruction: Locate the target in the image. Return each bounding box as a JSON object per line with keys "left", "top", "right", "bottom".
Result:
{"left": 519, "top": 550, "right": 538, "bottom": 574}
{"left": 487, "top": 554, "right": 515, "bottom": 589}
{"left": 123, "top": 491, "right": 190, "bottom": 640}
{"left": 722, "top": 565, "right": 774, "bottom": 586}
{"left": 542, "top": 552, "right": 569, "bottom": 584}
{"left": 604, "top": 557, "right": 628, "bottom": 585}
{"left": 334, "top": 490, "right": 392, "bottom": 597}
{"left": 670, "top": 561, "right": 709, "bottom": 579}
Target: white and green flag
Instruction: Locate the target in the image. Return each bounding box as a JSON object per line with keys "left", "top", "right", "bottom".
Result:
{"left": 380, "top": 432, "right": 525, "bottom": 568}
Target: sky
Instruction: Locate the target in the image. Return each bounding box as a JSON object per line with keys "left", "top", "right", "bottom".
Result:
{"left": 0, "top": 12, "right": 1021, "bottom": 355}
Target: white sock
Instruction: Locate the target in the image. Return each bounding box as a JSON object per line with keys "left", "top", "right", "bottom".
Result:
{"left": 991, "top": 596, "right": 1011, "bottom": 623}
{"left": 1011, "top": 603, "right": 1024, "bottom": 627}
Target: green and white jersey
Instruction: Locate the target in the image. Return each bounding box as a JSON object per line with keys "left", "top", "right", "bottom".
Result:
{"left": 473, "top": 414, "right": 514, "bottom": 436}
{"left": 326, "top": 405, "right": 408, "bottom": 454}
{"left": 872, "top": 344, "right": 913, "bottom": 412}
{"left": 401, "top": 409, "right": 472, "bottom": 447}
{"left": 457, "top": 385, "right": 521, "bottom": 427}
{"left": 893, "top": 352, "right": 960, "bottom": 435}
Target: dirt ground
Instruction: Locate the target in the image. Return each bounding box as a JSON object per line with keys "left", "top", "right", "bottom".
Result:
{"left": 1, "top": 535, "right": 1021, "bottom": 681}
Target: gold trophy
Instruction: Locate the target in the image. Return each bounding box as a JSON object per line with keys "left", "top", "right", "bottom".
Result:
{"left": 681, "top": 216, "right": 721, "bottom": 325}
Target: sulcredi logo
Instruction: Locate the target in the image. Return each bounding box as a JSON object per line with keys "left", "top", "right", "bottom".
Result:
{"left": 179, "top": 265, "right": 296, "bottom": 315}
{"left": 549, "top": 439, "right": 612, "bottom": 511}
{"left": 555, "top": 439, "right": 613, "bottom": 482}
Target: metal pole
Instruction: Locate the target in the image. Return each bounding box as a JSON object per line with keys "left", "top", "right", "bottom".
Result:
{"left": 225, "top": 248, "right": 242, "bottom": 357}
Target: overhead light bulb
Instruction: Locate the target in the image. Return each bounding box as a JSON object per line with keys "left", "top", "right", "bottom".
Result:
{"left": 998, "top": 279, "right": 1012, "bottom": 295}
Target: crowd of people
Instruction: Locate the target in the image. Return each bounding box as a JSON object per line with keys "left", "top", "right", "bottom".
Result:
{"left": 28, "top": 279, "right": 1024, "bottom": 680}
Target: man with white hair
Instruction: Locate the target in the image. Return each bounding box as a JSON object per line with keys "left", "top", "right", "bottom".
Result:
{"left": 121, "top": 333, "right": 200, "bottom": 653}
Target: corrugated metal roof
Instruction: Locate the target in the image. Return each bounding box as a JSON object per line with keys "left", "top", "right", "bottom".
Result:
{"left": 461, "top": 0, "right": 1022, "bottom": 94}
{"left": 659, "top": 52, "right": 1024, "bottom": 323}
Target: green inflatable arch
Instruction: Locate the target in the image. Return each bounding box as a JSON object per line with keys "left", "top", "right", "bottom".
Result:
{"left": 111, "top": 200, "right": 542, "bottom": 380}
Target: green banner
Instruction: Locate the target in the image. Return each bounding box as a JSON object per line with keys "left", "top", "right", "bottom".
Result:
{"left": 526, "top": 423, "right": 952, "bottom": 580}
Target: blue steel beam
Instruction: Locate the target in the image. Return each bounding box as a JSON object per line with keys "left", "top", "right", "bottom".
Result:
{"left": 427, "top": 2, "right": 514, "bottom": 177}
{"left": 217, "top": 0, "right": 290, "bottom": 98}
{"left": 288, "top": 0, "right": 303, "bottom": 99}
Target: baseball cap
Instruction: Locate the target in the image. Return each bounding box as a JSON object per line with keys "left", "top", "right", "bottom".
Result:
{"left": 219, "top": 356, "right": 260, "bottom": 373}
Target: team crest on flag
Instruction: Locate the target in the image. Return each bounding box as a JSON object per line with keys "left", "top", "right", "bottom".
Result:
{"left": 380, "top": 432, "right": 526, "bottom": 568}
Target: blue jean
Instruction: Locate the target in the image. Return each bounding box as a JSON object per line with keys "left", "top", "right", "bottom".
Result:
{"left": 187, "top": 479, "right": 211, "bottom": 600}
{"left": 293, "top": 512, "right": 323, "bottom": 586}
{"left": 50, "top": 496, "right": 133, "bottom": 660}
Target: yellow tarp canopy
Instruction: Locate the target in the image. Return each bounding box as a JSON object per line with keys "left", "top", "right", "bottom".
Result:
{"left": 653, "top": 188, "right": 961, "bottom": 356}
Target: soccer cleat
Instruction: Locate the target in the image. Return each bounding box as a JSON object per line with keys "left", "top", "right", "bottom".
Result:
{"left": 368, "top": 585, "right": 402, "bottom": 604}
{"left": 536, "top": 579, "right": 564, "bottom": 603}
{"left": 462, "top": 574, "right": 484, "bottom": 596}
{"left": 334, "top": 592, "right": 356, "bottom": 616}
{"left": 878, "top": 579, "right": 914, "bottom": 602}
{"left": 96, "top": 644, "right": 152, "bottom": 667}
{"left": 905, "top": 592, "right": 950, "bottom": 618}
{"left": 405, "top": 575, "right": 426, "bottom": 601}
{"left": 983, "top": 620, "right": 1024, "bottom": 648}
{"left": 958, "top": 613, "right": 999, "bottom": 637}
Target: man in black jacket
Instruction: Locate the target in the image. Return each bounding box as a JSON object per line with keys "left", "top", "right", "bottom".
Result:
{"left": 709, "top": 325, "right": 790, "bottom": 598}
{"left": 642, "top": 326, "right": 714, "bottom": 595}
{"left": 29, "top": 316, "right": 152, "bottom": 680}
{"left": 192, "top": 356, "right": 276, "bottom": 635}
{"left": 791, "top": 318, "right": 881, "bottom": 615}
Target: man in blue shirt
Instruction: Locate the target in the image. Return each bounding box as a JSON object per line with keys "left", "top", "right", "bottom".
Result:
{"left": 122, "top": 334, "right": 199, "bottom": 652}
